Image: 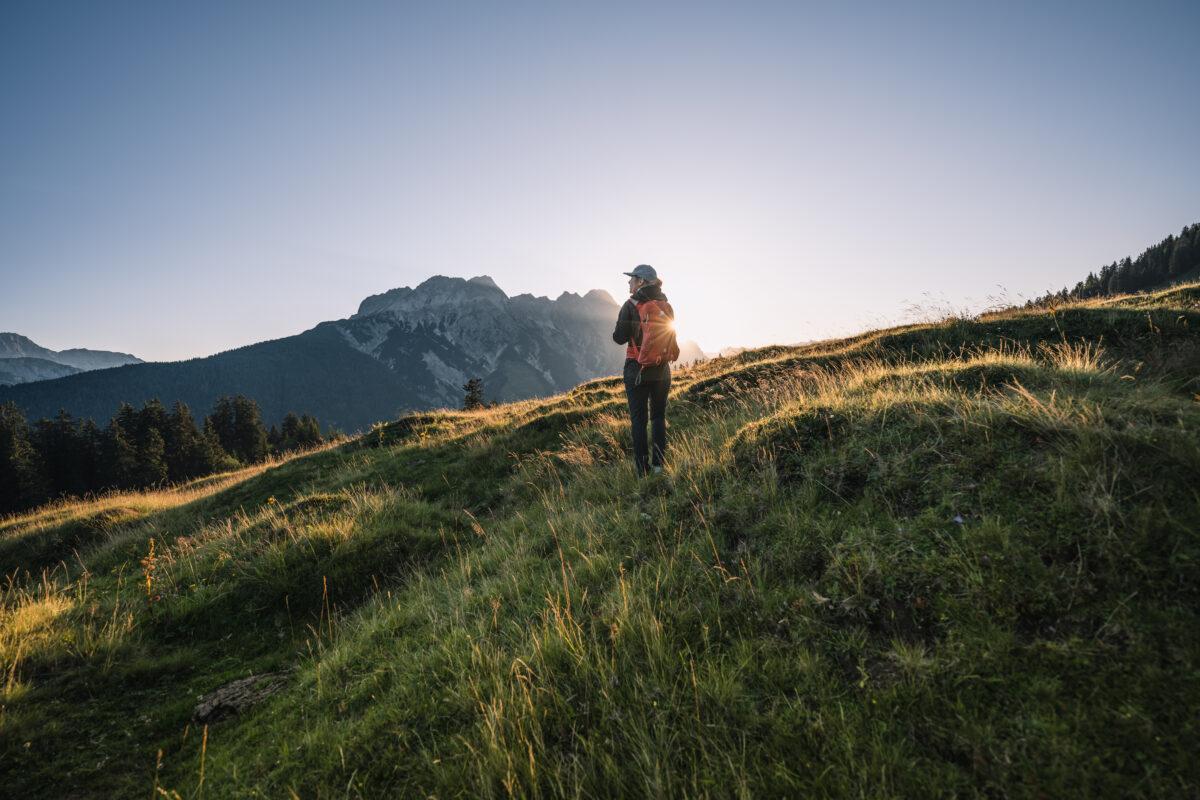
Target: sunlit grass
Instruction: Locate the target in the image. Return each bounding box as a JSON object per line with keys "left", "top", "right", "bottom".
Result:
{"left": 2, "top": 283, "right": 1198, "bottom": 798}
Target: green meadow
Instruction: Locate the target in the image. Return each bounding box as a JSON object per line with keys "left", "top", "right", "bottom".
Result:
{"left": 2, "top": 284, "right": 1198, "bottom": 798}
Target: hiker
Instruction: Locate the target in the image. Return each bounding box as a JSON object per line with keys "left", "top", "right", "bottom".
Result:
{"left": 613, "top": 264, "right": 680, "bottom": 476}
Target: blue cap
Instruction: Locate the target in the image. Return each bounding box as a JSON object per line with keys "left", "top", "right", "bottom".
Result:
{"left": 623, "top": 264, "right": 658, "bottom": 281}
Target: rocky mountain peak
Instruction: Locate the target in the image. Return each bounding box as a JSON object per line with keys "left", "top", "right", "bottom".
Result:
{"left": 357, "top": 275, "right": 509, "bottom": 319}
{"left": 583, "top": 289, "right": 617, "bottom": 305}
{"left": 554, "top": 289, "right": 619, "bottom": 305}
{"left": 467, "top": 275, "right": 503, "bottom": 291}
{"left": 335, "top": 274, "right": 638, "bottom": 409}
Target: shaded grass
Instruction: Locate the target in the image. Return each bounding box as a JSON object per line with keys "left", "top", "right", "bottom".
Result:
{"left": 1, "top": 284, "right": 1198, "bottom": 798}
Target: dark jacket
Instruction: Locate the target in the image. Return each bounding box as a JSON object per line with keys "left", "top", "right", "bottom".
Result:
{"left": 613, "top": 284, "right": 671, "bottom": 381}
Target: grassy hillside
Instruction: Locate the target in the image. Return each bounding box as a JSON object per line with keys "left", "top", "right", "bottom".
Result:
{"left": 2, "top": 284, "right": 1198, "bottom": 798}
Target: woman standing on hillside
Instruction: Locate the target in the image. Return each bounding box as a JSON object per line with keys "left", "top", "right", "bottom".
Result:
{"left": 613, "top": 264, "right": 680, "bottom": 476}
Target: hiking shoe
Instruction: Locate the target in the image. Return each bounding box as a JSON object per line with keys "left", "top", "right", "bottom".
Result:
{"left": 652, "top": 466, "right": 664, "bottom": 475}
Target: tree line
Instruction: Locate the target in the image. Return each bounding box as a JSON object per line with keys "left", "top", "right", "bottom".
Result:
{"left": 1029, "top": 222, "right": 1200, "bottom": 306}
{"left": 0, "top": 395, "right": 325, "bottom": 515}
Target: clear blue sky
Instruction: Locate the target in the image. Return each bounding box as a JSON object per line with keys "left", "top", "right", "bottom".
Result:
{"left": 2, "top": 0, "right": 1197, "bottom": 360}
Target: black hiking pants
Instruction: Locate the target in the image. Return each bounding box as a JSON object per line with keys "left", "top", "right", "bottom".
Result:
{"left": 623, "top": 359, "right": 670, "bottom": 475}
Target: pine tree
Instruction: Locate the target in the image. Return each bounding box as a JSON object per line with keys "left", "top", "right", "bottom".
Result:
{"left": 133, "top": 427, "right": 168, "bottom": 487}
{"left": 280, "top": 412, "right": 302, "bottom": 450}
{"left": 203, "top": 395, "right": 267, "bottom": 464}
{"left": 137, "top": 399, "right": 169, "bottom": 443}
{"left": 78, "top": 418, "right": 104, "bottom": 493}
{"left": 278, "top": 412, "right": 322, "bottom": 451}
{"left": 202, "top": 418, "right": 238, "bottom": 471}
{"left": 206, "top": 396, "right": 238, "bottom": 457}
{"left": 463, "top": 378, "right": 485, "bottom": 410}
{"left": 231, "top": 396, "right": 268, "bottom": 463}
{"left": 33, "top": 410, "right": 91, "bottom": 498}
{"left": 297, "top": 415, "right": 322, "bottom": 448}
{"left": 104, "top": 414, "right": 141, "bottom": 490}
{"left": 1107, "top": 259, "right": 1128, "bottom": 294}
{"left": 0, "top": 402, "right": 47, "bottom": 513}
{"left": 165, "top": 401, "right": 220, "bottom": 481}
{"left": 1170, "top": 238, "right": 1192, "bottom": 278}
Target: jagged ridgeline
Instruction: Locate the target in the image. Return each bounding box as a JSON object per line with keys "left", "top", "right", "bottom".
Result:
{"left": 0, "top": 276, "right": 702, "bottom": 431}
{"left": 2, "top": 284, "right": 1198, "bottom": 797}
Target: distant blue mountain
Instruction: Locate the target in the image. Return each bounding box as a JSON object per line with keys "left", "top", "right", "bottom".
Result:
{"left": 0, "top": 276, "right": 704, "bottom": 431}
{"left": 0, "top": 333, "right": 142, "bottom": 385}
{"left": 0, "top": 356, "right": 81, "bottom": 386}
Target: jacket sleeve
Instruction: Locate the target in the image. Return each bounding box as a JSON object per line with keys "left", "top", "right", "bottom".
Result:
{"left": 613, "top": 300, "right": 637, "bottom": 345}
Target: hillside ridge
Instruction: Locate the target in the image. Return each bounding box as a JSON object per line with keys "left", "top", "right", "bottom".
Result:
{"left": 2, "top": 283, "right": 1197, "bottom": 797}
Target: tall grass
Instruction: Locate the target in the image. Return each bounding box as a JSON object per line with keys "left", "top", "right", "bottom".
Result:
{"left": 2, "top": 284, "right": 1198, "bottom": 798}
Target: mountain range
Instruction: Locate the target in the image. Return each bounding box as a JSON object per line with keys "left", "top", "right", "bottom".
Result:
{"left": 0, "top": 333, "right": 143, "bottom": 386}
{"left": 0, "top": 276, "right": 704, "bottom": 431}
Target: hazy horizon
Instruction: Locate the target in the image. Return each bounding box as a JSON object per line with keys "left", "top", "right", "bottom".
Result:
{"left": 3, "top": 1, "right": 1197, "bottom": 361}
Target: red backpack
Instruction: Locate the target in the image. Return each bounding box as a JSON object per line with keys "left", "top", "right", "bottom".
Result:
{"left": 635, "top": 299, "right": 681, "bottom": 368}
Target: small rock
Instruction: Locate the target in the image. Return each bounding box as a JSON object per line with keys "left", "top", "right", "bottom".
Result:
{"left": 193, "top": 671, "right": 291, "bottom": 724}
